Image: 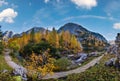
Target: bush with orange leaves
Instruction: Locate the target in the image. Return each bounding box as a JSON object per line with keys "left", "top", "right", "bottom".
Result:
{"left": 25, "top": 49, "right": 56, "bottom": 80}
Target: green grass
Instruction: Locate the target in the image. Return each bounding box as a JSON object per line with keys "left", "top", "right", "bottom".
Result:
{"left": 0, "top": 54, "right": 12, "bottom": 71}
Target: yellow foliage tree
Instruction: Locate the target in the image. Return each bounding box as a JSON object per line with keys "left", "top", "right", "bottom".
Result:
{"left": 25, "top": 50, "right": 56, "bottom": 80}
{"left": 47, "top": 28, "right": 59, "bottom": 48}
{"left": 34, "top": 32, "right": 42, "bottom": 43}
{"left": 70, "top": 35, "right": 82, "bottom": 53}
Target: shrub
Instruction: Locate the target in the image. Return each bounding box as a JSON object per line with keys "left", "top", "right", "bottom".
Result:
{"left": 20, "top": 41, "right": 61, "bottom": 59}
{"left": 0, "top": 71, "right": 14, "bottom": 81}
{"left": 0, "top": 42, "right": 3, "bottom": 54}
{"left": 54, "top": 58, "right": 71, "bottom": 71}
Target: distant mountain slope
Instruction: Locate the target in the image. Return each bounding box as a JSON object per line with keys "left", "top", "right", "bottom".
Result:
{"left": 25, "top": 27, "right": 46, "bottom": 34}
{"left": 58, "top": 23, "right": 108, "bottom": 51}
{"left": 108, "top": 40, "right": 115, "bottom": 45}
{"left": 2, "top": 31, "right": 13, "bottom": 41}
{"left": 13, "top": 27, "right": 46, "bottom": 37}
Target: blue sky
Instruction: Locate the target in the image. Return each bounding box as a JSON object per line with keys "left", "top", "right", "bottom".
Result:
{"left": 0, "top": 0, "right": 120, "bottom": 40}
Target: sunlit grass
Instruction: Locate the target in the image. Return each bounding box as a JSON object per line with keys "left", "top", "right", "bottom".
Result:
{"left": 0, "top": 54, "right": 12, "bottom": 71}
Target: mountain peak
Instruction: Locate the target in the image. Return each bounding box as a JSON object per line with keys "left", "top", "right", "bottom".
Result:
{"left": 58, "top": 22, "right": 88, "bottom": 34}
{"left": 2, "top": 31, "right": 13, "bottom": 41}
{"left": 64, "top": 22, "right": 80, "bottom": 26}
{"left": 58, "top": 22, "right": 108, "bottom": 45}
{"left": 25, "top": 27, "right": 46, "bottom": 34}
{"left": 63, "top": 22, "right": 84, "bottom": 29}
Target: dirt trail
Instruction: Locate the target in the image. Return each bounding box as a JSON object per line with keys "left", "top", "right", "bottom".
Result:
{"left": 43, "top": 55, "right": 103, "bottom": 79}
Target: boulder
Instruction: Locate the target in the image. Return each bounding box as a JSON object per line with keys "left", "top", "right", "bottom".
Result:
{"left": 75, "top": 53, "right": 87, "bottom": 63}
{"left": 115, "top": 33, "right": 120, "bottom": 60}
{"left": 13, "top": 67, "right": 27, "bottom": 81}
{"left": 89, "top": 52, "right": 98, "bottom": 57}
{"left": 105, "top": 58, "right": 116, "bottom": 67}
{"left": 1, "top": 69, "right": 8, "bottom": 73}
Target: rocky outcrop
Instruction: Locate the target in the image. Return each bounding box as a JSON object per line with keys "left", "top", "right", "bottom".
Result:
{"left": 13, "top": 27, "right": 47, "bottom": 38}
{"left": 13, "top": 67, "right": 27, "bottom": 80}
{"left": 2, "top": 31, "right": 13, "bottom": 42}
{"left": 115, "top": 33, "right": 120, "bottom": 60}
{"left": 106, "top": 45, "right": 118, "bottom": 54}
{"left": 105, "top": 33, "right": 120, "bottom": 68}
{"left": 24, "top": 27, "right": 46, "bottom": 34}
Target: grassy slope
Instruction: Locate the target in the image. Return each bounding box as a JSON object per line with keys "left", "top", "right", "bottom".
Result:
{"left": 64, "top": 54, "right": 120, "bottom": 81}
{"left": 42, "top": 54, "right": 120, "bottom": 81}
{"left": 0, "top": 54, "right": 12, "bottom": 71}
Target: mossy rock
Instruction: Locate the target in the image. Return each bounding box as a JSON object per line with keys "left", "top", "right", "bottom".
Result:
{"left": 13, "top": 76, "right": 22, "bottom": 81}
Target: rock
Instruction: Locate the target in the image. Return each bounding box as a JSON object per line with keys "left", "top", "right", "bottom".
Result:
{"left": 107, "top": 45, "right": 118, "bottom": 54}
{"left": 13, "top": 67, "right": 27, "bottom": 81}
{"left": 75, "top": 53, "right": 87, "bottom": 63}
{"left": 115, "top": 33, "right": 120, "bottom": 60}
{"left": 2, "top": 31, "right": 13, "bottom": 42}
{"left": 105, "top": 58, "right": 116, "bottom": 67}
{"left": 78, "top": 63, "right": 81, "bottom": 66}
{"left": 2, "top": 69, "right": 8, "bottom": 73}
{"left": 67, "top": 54, "right": 75, "bottom": 60}
{"left": 89, "top": 52, "right": 98, "bottom": 57}
{"left": 105, "top": 33, "right": 120, "bottom": 68}
{"left": 0, "top": 69, "right": 8, "bottom": 73}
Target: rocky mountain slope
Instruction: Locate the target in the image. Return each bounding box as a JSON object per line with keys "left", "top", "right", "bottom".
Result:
{"left": 25, "top": 27, "right": 46, "bottom": 34}
{"left": 2, "top": 31, "right": 13, "bottom": 41}
{"left": 58, "top": 23, "right": 108, "bottom": 51}
{"left": 13, "top": 27, "right": 46, "bottom": 38}
{"left": 58, "top": 23, "right": 107, "bottom": 42}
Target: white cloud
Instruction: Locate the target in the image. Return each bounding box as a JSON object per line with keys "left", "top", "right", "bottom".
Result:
{"left": 113, "top": 23, "right": 120, "bottom": 29}
{"left": 0, "top": 0, "right": 8, "bottom": 7}
{"left": 63, "top": 15, "right": 108, "bottom": 21}
{"left": 62, "top": 15, "right": 119, "bottom": 22}
{"left": 44, "top": 0, "right": 60, "bottom": 3}
{"left": 44, "top": 0, "right": 49, "bottom": 3}
{"left": 0, "top": 8, "right": 18, "bottom": 23}
{"left": 71, "top": 0, "right": 97, "bottom": 9}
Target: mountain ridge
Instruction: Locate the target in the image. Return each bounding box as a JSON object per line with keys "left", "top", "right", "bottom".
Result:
{"left": 3, "top": 23, "right": 108, "bottom": 50}
{"left": 58, "top": 22, "right": 107, "bottom": 43}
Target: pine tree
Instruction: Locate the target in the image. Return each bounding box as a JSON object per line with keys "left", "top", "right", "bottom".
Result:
{"left": 0, "top": 26, "right": 3, "bottom": 54}
{"left": 61, "top": 31, "right": 71, "bottom": 49}
{"left": 9, "top": 40, "right": 20, "bottom": 52}
{"left": 0, "top": 26, "right": 2, "bottom": 42}
{"left": 70, "top": 35, "right": 82, "bottom": 53}
{"left": 48, "top": 27, "right": 59, "bottom": 48}
{"left": 22, "top": 32, "right": 28, "bottom": 46}
{"left": 34, "top": 32, "right": 41, "bottom": 43}
{"left": 70, "top": 35, "right": 78, "bottom": 49}
{"left": 30, "top": 29, "right": 35, "bottom": 43}
{"left": 59, "top": 31, "right": 64, "bottom": 48}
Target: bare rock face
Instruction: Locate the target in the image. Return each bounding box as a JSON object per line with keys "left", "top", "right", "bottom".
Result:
{"left": 105, "top": 33, "right": 120, "bottom": 68}
{"left": 115, "top": 33, "right": 120, "bottom": 60}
